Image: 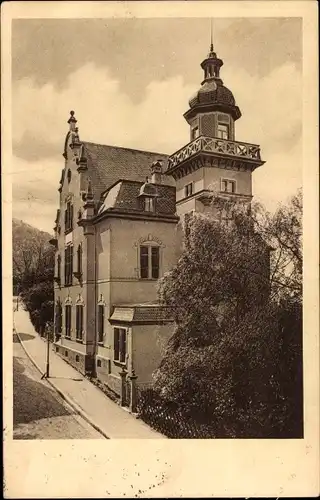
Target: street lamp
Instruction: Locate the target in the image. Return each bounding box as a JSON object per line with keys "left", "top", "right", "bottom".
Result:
{"left": 41, "top": 322, "right": 50, "bottom": 379}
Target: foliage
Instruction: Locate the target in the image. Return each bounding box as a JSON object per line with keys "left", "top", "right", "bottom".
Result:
{"left": 13, "top": 219, "right": 55, "bottom": 334}
{"left": 151, "top": 191, "right": 303, "bottom": 438}
{"left": 251, "top": 188, "right": 302, "bottom": 301}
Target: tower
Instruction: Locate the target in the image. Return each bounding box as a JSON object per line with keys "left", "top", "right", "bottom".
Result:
{"left": 166, "top": 38, "right": 265, "bottom": 220}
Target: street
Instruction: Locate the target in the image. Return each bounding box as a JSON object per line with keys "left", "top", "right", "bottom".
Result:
{"left": 13, "top": 336, "right": 104, "bottom": 439}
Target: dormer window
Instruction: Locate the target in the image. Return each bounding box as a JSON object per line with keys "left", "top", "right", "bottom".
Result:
{"left": 144, "top": 197, "right": 154, "bottom": 212}
{"left": 217, "top": 123, "right": 229, "bottom": 140}
{"left": 191, "top": 126, "right": 199, "bottom": 141}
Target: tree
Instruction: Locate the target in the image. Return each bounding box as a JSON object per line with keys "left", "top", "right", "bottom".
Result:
{"left": 152, "top": 192, "right": 303, "bottom": 437}
{"left": 251, "top": 189, "right": 302, "bottom": 301}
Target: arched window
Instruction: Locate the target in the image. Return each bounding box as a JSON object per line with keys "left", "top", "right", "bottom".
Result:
{"left": 76, "top": 304, "right": 84, "bottom": 340}
{"left": 77, "top": 243, "right": 83, "bottom": 275}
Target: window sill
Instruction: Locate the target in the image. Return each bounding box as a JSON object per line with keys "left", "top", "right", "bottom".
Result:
{"left": 65, "top": 228, "right": 73, "bottom": 235}
{"left": 75, "top": 338, "right": 83, "bottom": 344}
{"left": 64, "top": 283, "right": 73, "bottom": 287}
{"left": 65, "top": 335, "right": 71, "bottom": 340}
{"left": 97, "top": 341, "right": 105, "bottom": 346}
{"left": 139, "top": 278, "right": 159, "bottom": 281}
{"left": 113, "top": 360, "right": 127, "bottom": 367}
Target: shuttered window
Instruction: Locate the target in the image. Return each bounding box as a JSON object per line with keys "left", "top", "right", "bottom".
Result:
{"left": 140, "top": 245, "right": 160, "bottom": 279}
{"left": 64, "top": 245, "right": 73, "bottom": 286}
{"left": 65, "top": 305, "right": 72, "bottom": 337}
{"left": 76, "top": 305, "right": 83, "bottom": 340}
{"left": 114, "top": 328, "right": 126, "bottom": 363}
{"left": 65, "top": 202, "right": 74, "bottom": 232}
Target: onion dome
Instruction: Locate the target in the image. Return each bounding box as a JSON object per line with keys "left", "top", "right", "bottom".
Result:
{"left": 185, "top": 42, "right": 241, "bottom": 121}
{"left": 189, "top": 81, "right": 236, "bottom": 108}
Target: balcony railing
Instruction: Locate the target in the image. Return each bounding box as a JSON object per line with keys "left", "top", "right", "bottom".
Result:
{"left": 167, "top": 136, "right": 262, "bottom": 170}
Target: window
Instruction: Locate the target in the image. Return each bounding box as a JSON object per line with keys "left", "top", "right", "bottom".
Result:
{"left": 221, "top": 179, "right": 236, "bottom": 194}
{"left": 217, "top": 123, "right": 229, "bottom": 140}
{"left": 76, "top": 305, "right": 83, "bottom": 340}
{"left": 144, "top": 197, "right": 154, "bottom": 212}
{"left": 65, "top": 305, "right": 72, "bottom": 337}
{"left": 64, "top": 245, "right": 73, "bottom": 286}
{"left": 191, "top": 126, "right": 199, "bottom": 141}
{"left": 77, "top": 244, "right": 82, "bottom": 275}
{"left": 97, "top": 305, "right": 104, "bottom": 343}
{"left": 140, "top": 245, "right": 160, "bottom": 279}
{"left": 64, "top": 202, "right": 74, "bottom": 232}
{"left": 184, "top": 183, "right": 193, "bottom": 198}
{"left": 67, "top": 169, "right": 72, "bottom": 183}
{"left": 56, "top": 255, "right": 61, "bottom": 281}
{"left": 114, "top": 328, "right": 127, "bottom": 363}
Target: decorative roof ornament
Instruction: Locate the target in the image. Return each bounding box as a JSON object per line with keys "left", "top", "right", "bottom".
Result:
{"left": 67, "top": 110, "right": 77, "bottom": 131}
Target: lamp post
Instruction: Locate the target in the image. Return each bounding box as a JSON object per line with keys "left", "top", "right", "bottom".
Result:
{"left": 41, "top": 322, "right": 50, "bottom": 379}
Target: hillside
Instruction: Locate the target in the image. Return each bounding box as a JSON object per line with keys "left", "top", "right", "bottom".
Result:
{"left": 13, "top": 218, "right": 54, "bottom": 289}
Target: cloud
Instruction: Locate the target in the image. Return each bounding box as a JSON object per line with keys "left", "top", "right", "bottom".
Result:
{"left": 12, "top": 60, "right": 302, "bottom": 232}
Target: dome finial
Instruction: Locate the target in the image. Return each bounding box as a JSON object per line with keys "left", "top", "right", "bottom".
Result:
{"left": 210, "top": 18, "right": 214, "bottom": 53}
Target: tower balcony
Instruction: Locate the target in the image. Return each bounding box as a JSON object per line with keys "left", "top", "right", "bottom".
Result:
{"left": 166, "top": 136, "right": 264, "bottom": 179}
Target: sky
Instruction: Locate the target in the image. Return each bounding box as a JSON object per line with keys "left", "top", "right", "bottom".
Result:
{"left": 12, "top": 17, "right": 302, "bottom": 233}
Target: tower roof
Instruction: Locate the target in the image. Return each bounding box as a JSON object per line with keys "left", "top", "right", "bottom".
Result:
{"left": 185, "top": 41, "right": 241, "bottom": 121}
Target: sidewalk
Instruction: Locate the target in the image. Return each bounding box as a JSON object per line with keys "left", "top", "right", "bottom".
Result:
{"left": 13, "top": 306, "right": 164, "bottom": 439}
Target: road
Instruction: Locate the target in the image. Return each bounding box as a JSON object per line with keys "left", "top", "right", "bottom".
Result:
{"left": 13, "top": 337, "right": 104, "bottom": 439}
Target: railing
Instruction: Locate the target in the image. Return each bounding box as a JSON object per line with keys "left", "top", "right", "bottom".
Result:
{"left": 168, "top": 136, "right": 262, "bottom": 170}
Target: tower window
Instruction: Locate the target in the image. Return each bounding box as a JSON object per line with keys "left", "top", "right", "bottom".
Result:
{"left": 140, "top": 245, "right": 160, "bottom": 279}
{"left": 144, "top": 197, "right": 154, "bottom": 212}
{"left": 217, "top": 123, "right": 229, "bottom": 140}
{"left": 191, "top": 126, "right": 199, "bottom": 141}
{"left": 185, "top": 183, "right": 193, "bottom": 198}
{"left": 221, "top": 179, "right": 236, "bottom": 194}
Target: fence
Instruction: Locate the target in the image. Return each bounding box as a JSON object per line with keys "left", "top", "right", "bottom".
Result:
{"left": 136, "top": 388, "right": 216, "bottom": 438}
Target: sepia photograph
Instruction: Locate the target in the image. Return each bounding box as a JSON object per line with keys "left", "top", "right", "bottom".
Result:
{"left": 3, "top": 1, "right": 319, "bottom": 498}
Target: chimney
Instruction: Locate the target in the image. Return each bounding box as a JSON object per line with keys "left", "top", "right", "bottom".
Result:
{"left": 151, "top": 160, "right": 163, "bottom": 184}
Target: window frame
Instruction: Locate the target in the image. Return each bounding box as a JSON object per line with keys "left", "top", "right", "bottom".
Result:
{"left": 64, "top": 245, "right": 73, "bottom": 286}
{"left": 191, "top": 126, "right": 199, "bottom": 141}
{"left": 65, "top": 202, "right": 74, "bottom": 233}
{"left": 184, "top": 182, "right": 193, "bottom": 198}
{"left": 221, "top": 178, "right": 236, "bottom": 194}
{"left": 144, "top": 197, "right": 155, "bottom": 212}
{"left": 217, "top": 123, "right": 229, "bottom": 140}
{"left": 139, "top": 244, "right": 160, "bottom": 280}
{"left": 113, "top": 327, "right": 127, "bottom": 364}
{"left": 65, "top": 304, "right": 72, "bottom": 338}
{"left": 75, "top": 304, "right": 84, "bottom": 341}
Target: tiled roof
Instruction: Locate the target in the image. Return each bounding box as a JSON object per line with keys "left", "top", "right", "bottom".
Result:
{"left": 82, "top": 142, "right": 174, "bottom": 199}
{"left": 110, "top": 304, "right": 174, "bottom": 324}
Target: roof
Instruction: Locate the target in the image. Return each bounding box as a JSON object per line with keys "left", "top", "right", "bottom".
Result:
{"left": 82, "top": 142, "right": 174, "bottom": 199}
{"left": 98, "top": 180, "right": 176, "bottom": 217}
{"left": 109, "top": 304, "right": 174, "bottom": 324}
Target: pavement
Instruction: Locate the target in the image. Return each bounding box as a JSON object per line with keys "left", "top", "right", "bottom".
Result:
{"left": 13, "top": 302, "right": 164, "bottom": 439}
{"left": 13, "top": 339, "right": 103, "bottom": 439}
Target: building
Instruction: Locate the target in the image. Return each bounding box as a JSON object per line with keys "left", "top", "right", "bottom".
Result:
{"left": 52, "top": 41, "right": 264, "bottom": 397}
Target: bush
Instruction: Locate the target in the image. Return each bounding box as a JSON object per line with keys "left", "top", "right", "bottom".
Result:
{"left": 21, "top": 281, "right": 54, "bottom": 336}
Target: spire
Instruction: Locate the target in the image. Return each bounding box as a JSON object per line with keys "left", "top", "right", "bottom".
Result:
{"left": 67, "top": 110, "right": 77, "bottom": 131}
